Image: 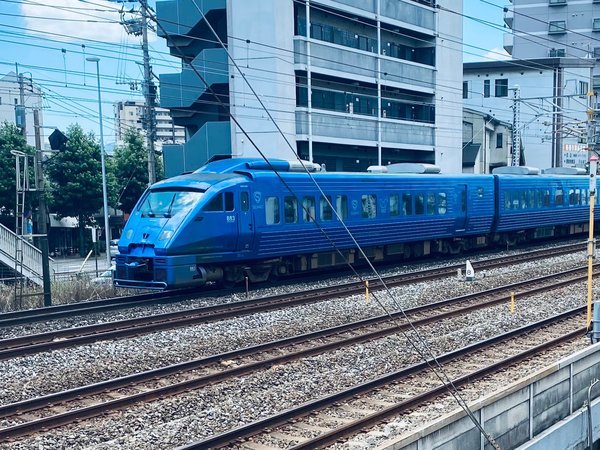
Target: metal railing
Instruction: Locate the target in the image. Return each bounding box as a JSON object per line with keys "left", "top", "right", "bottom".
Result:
{"left": 0, "top": 222, "right": 54, "bottom": 286}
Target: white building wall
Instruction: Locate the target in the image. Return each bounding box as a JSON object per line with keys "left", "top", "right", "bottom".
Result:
{"left": 227, "top": 0, "right": 298, "bottom": 161}
{"left": 0, "top": 72, "right": 43, "bottom": 147}
{"left": 464, "top": 63, "right": 590, "bottom": 170}
{"left": 435, "top": 0, "right": 463, "bottom": 173}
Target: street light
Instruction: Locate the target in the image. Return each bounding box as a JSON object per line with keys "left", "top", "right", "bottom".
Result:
{"left": 87, "top": 56, "right": 111, "bottom": 268}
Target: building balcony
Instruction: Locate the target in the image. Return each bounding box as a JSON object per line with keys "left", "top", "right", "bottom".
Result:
{"left": 156, "top": 0, "right": 226, "bottom": 53}
{"left": 163, "top": 121, "right": 231, "bottom": 177}
{"left": 503, "top": 5, "right": 513, "bottom": 28}
{"left": 157, "top": 0, "right": 224, "bottom": 37}
{"left": 294, "top": 39, "right": 435, "bottom": 91}
{"left": 322, "top": 0, "right": 435, "bottom": 32}
{"left": 159, "top": 48, "right": 228, "bottom": 110}
{"left": 296, "top": 110, "right": 434, "bottom": 147}
{"left": 503, "top": 32, "right": 513, "bottom": 55}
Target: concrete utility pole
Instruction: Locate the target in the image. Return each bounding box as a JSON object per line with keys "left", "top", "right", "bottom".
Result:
{"left": 16, "top": 67, "right": 26, "bottom": 139}
{"left": 120, "top": 0, "right": 157, "bottom": 186}
{"left": 33, "top": 109, "right": 51, "bottom": 306}
{"left": 141, "top": 0, "right": 156, "bottom": 185}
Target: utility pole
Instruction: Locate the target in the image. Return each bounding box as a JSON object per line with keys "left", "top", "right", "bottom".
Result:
{"left": 16, "top": 66, "right": 26, "bottom": 139}
{"left": 34, "top": 109, "right": 52, "bottom": 306}
{"left": 120, "top": 0, "right": 157, "bottom": 185}
{"left": 587, "top": 60, "right": 599, "bottom": 342}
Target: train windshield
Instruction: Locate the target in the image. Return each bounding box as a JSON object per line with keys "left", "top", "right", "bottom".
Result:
{"left": 139, "top": 189, "right": 204, "bottom": 218}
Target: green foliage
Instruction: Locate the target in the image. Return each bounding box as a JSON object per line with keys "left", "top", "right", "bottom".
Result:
{"left": 46, "top": 124, "right": 103, "bottom": 227}
{"left": 113, "top": 128, "right": 150, "bottom": 214}
{"left": 0, "top": 123, "right": 33, "bottom": 214}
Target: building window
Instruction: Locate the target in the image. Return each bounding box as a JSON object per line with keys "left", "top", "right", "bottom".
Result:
{"left": 549, "top": 0, "right": 566, "bottom": 5}
{"left": 594, "top": 47, "right": 600, "bottom": 59}
{"left": 580, "top": 81, "right": 589, "bottom": 97}
{"left": 483, "top": 79, "right": 490, "bottom": 98}
{"left": 549, "top": 48, "right": 565, "bottom": 57}
{"left": 463, "top": 81, "right": 470, "bottom": 99}
{"left": 495, "top": 79, "right": 508, "bottom": 97}
{"left": 548, "top": 20, "right": 567, "bottom": 34}
{"left": 594, "top": 18, "right": 600, "bottom": 31}
{"left": 496, "top": 133, "right": 503, "bottom": 148}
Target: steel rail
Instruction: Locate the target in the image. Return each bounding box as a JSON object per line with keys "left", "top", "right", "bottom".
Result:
{"left": 0, "top": 259, "right": 594, "bottom": 361}
{"left": 0, "top": 242, "right": 584, "bottom": 328}
{"left": 0, "top": 274, "right": 589, "bottom": 441}
{"left": 183, "top": 309, "right": 586, "bottom": 449}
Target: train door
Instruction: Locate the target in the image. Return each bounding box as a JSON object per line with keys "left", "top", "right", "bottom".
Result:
{"left": 237, "top": 189, "right": 254, "bottom": 252}
{"left": 455, "top": 185, "right": 467, "bottom": 232}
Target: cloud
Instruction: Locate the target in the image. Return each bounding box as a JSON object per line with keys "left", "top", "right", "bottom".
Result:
{"left": 21, "top": 0, "right": 133, "bottom": 43}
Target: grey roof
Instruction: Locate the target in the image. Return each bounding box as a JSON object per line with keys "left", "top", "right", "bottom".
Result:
{"left": 464, "top": 57, "right": 594, "bottom": 72}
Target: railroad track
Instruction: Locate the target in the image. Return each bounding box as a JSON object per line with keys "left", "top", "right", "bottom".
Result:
{"left": 185, "top": 311, "right": 586, "bottom": 449}
{"left": 0, "top": 269, "right": 590, "bottom": 442}
{"left": 0, "top": 241, "right": 585, "bottom": 328}
{"left": 0, "top": 246, "right": 592, "bottom": 361}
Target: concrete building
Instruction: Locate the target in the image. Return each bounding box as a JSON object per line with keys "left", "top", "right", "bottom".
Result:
{"left": 463, "top": 58, "right": 593, "bottom": 170}
{"left": 462, "top": 108, "right": 512, "bottom": 174}
{"left": 0, "top": 72, "right": 44, "bottom": 147}
{"left": 504, "top": 0, "right": 600, "bottom": 90}
{"left": 156, "top": 0, "right": 464, "bottom": 177}
{"left": 113, "top": 100, "right": 185, "bottom": 150}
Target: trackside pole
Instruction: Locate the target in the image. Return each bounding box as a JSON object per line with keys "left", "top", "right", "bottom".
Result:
{"left": 588, "top": 155, "right": 599, "bottom": 343}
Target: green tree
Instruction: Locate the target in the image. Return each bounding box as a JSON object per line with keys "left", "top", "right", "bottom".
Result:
{"left": 0, "top": 123, "right": 34, "bottom": 220}
{"left": 46, "top": 124, "right": 103, "bottom": 256}
{"left": 113, "top": 128, "right": 150, "bottom": 214}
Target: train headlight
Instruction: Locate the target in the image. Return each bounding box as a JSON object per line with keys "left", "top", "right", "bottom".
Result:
{"left": 158, "top": 230, "right": 173, "bottom": 241}
{"left": 126, "top": 229, "right": 133, "bottom": 239}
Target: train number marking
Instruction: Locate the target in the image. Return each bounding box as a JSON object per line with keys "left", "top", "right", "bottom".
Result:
{"left": 226, "top": 215, "right": 236, "bottom": 223}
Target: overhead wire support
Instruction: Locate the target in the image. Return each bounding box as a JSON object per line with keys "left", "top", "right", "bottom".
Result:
{"left": 511, "top": 85, "right": 521, "bottom": 167}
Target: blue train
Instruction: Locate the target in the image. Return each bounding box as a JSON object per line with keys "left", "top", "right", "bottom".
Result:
{"left": 114, "top": 158, "right": 595, "bottom": 290}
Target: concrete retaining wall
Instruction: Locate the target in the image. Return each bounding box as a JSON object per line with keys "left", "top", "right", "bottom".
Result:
{"left": 377, "top": 343, "right": 600, "bottom": 450}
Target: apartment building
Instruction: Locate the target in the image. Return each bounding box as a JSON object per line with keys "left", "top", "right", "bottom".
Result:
{"left": 156, "top": 0, "right": 464, "bottom": 176}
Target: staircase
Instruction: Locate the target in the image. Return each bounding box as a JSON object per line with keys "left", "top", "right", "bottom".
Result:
{"left": 0, "top": 222, "right": 54, "bottom": 286}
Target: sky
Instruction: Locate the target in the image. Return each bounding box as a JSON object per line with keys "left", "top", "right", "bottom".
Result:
{"left": 0, "top": 0, "right": 508, "bottom": 146}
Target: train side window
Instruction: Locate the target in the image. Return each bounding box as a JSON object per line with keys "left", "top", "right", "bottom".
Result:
{"left": 543, "top": 190, "right": 550, "bottom": 207}
{"left": 241, "top": 192, "right": 249, "bottom": 212}
{"left": 426, "top": 193, "right": 435, "bottom": 215}
{"left": 225, "top": 192, "right": 234, "bottom": 212}
{"left": 583, "top": 189, "right": 589, "bottom": 205}
{"left": 555, "top": 189, "right": 564, "bottom": 206}
{"left": 528, "top": 190, "right": 535, "bottom": 208}
{"left": 361, "top": 194, "right": 377, "bottom": 219}
{"left": 402, "top": 193, "right": 412, "bottom": 215}
{"left": 336, "top": 195, "right": 348, "bottom": 220}
{"left": 415, "top": 194, "right": 424, "bottom": 215}
{"left": 265, "top": 197, "right": 280, "bottom": 224}
{"left": 568, "top": 189, "right": 575, "bottom": 206}
{"left": 536, "top": 190, "right": 543, "bottom": 208}
{"left": 284, "top": 196, "right": 298, "bottom": 224}
{"left": 438, "top": 193, "right": 447, "bottom": 214}
{"left": 504, "top": 192, "right": 511, "bottom": 210}
{"left": 204, "top": 193, "right": 223, "bottom": 212}
{"left": 461, "top": 190, "right": 467, "bottom": 213}
{"left": 520, "top": 191, "right": 527, "bottom": 209}
{"left": 575, "top": 189, "right": 581, "bottom": 205}
{"left": 302, "top": 196, "right": 315, "bottom": 222}
{"left": 390, "top": 194, "right": 400, "bottom": 216}
{"left": 320, "top": 195, "right": 333, "bottom": 221}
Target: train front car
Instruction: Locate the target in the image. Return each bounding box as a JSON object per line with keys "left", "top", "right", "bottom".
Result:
{"left": 114, "top": 160, "right": 250, "bottom": 290}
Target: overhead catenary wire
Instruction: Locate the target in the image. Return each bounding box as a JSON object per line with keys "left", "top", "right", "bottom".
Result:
{"left": 150, "top": 0, "right": 500, "bottom": 446}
